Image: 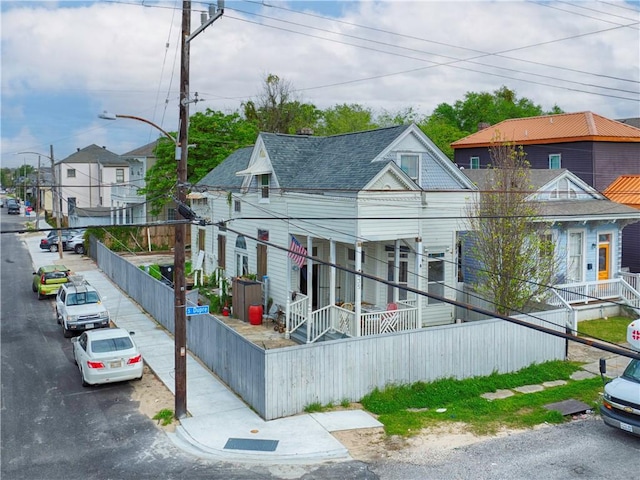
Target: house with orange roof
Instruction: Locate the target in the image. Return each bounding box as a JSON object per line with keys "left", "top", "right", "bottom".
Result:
{"left": 605, "top": 175, "right": 640, "bottom": 274}
{"left": 451, "top": 111, "right": 640, "bottom": 191}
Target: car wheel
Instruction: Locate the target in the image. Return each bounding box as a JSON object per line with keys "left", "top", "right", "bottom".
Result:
{"left": 49, "top": 244, "right": 58, "bottom": 252}
{"left": 80, "top": 368, "right": 89, "bottom": 387}
{"left": 32, "top": 283, "right": 37, "bottom": 292}
{"left": 75, "top": 244, "right": 85, "bottom": 255}
{"left": 56, "top": 310, "right": 61, "bottom": 325}
{"left": 37, "top": 291, "right": 44, "bottom": 300}
{"left": 62, "top": 324, "right": 72, "bottom": 338}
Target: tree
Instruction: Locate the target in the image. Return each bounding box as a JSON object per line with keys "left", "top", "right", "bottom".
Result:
{"left": 418, "top": 117, "right": 466, "bottom": 160}
{"left": 376, "top": 106, "right": 425, "bottom": 127}
{"left": 427, "top": 86, "right": 563, "bottom": 157}
{"left": 140, "top": 109, "right": 259, "bottom": 215}
{"left": 316, "top": 103, "right": 377, "bottom": 136}
{"left": 465, "top": 136, "right": 557, "bottom": 315}
{"left": 242, "top": 73, "right": 320, "bottom": 134}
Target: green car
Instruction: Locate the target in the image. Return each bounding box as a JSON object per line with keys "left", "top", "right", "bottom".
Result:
{"left": 32, "top": 265, "right": 70, "bottom": 300}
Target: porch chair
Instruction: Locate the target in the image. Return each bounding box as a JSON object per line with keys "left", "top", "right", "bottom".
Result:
{"left": 380, "top": 303, "right": 399, "bottom": 333}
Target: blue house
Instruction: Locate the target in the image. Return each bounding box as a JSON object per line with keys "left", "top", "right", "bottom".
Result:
{"left": 461, "top": 168, "right": 640, "bottom": 324}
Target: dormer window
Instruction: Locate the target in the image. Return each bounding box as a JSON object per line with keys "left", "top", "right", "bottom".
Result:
{"left": 260, "top": 174, "right": 270, "bottom": 199}
{"left": 399, "top": 154, "right": 419, "bottom": 182}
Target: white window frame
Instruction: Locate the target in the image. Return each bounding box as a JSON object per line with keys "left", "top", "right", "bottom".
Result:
{"left": 398, "top": 153, "right": 420, "bottom": 182}
{"left": 235, "top": 235, "right": 249, "bottom": 277}
{"left": 260, "top": 174, "right": 270, "bottom": 200}
{"left": 567, "top": 230, "right": 585, "bottom": 283}
{"left": 470, "top": 156, "right": 480, "bottom": 169}
{"left": 427, "top": 251, "right": 445, "bottom": 304}
{"left": 549, "top": 154, "right": 561, "bottom": 169}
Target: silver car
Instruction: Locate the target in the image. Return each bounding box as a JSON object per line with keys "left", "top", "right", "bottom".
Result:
{"left": 71, "top": 328, "right": 144, "bottom": 386}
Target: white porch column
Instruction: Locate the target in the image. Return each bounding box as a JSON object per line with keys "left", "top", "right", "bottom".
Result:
{"left": 355, "top": 241, "right": 362, "bottom": 337}
{"left": 306, "top": 236, "right": 313, "bottom": 343}
{"left": 285, "top": 234, "right": 292, "bottom": 340}
{"left": 415, "top": 237, "right": 423, "bottom": 329}
{"left": 329, "top": 240, "right": 336, "bottom": 307}
{"left": 394, "top": 239, "right": 400, "bottom": 303}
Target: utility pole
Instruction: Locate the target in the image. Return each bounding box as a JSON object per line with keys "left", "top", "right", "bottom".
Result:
{"left": 50, "top": 145, "right": 64, "bottom": 259}
{"left": 174, "top": 0, "right": 191, "bottom": 420}
{"left": 174, "top": 0, "right": 224, "bottom": 420}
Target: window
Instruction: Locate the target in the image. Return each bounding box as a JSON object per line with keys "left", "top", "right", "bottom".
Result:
{"left": 217, "top": 234, "right": 226, "bottom": 268}
{"left": 260, "top": 174, "right": 270, "bottom": 199}
{"left": 235, "top": 235, "right": 248, "bottom": 277}
{"left": 399, "top": 154, "right": 419, "bottom": 181}
{"left": 348, "top": 248, "right": 365, "bottom": 264}
{"left": 168, "top": 208, "right": 176, "bottom": 221}
{"left": 67, "top": 169, "right": 76, "bottom": 178}
{"left": 470, "top": 156, "right": 480, "bottom": 169}
{"left": 234, "top": 200, "right": 241, "bottom": 213}
{"left": 387, "top": 251, "right": 408, "bottom": 302}
{"left": 197, "top": 229, "right": 205, "bottom": 252}
{"left": 427, "top": 252, "right": 445, "bottom": 304}
{"left": 116, "top": 168, "right": 124, "bottom": 183}
{"left": 567, "top": 231, "right": 584, "bottom": 282}
{"left": 549, "top": 154, "right": 561, "bottom": 169}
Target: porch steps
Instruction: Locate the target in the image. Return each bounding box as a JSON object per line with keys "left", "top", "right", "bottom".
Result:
{"left": 290, "top": 324, "right": 348, "bottom": 345}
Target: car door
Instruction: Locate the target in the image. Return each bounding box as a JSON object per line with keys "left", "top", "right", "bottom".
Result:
{"left": 74, "top": 333, "right": 89, "bottom": 366}
{"left": 55, "top": 288, "right": 66, "bottom": 319}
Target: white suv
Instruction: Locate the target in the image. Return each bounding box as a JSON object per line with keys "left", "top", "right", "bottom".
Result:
{"left": 56, "top": 276, "right": 110, "bottom": 338}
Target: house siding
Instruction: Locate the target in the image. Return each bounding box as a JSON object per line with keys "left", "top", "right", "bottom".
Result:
{"left": 593, "top": 142, "right": 640, "bottom": 191}
{"left": 622, "top": 223, "right": 640, "bottom": 273}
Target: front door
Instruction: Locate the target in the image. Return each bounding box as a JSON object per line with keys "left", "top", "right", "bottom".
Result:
{"left": 598, "top": 242, "right": 610, "bottom": 280}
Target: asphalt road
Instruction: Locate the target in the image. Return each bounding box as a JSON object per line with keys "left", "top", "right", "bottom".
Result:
{"left": 0, "top": 213, "right": 378, "bottom": 480}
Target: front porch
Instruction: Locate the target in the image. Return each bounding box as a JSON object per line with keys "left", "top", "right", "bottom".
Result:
{"left": 284, "top": 294, "right": 420, "bottom": 343}
{"left": 548, "top": 272, "right": 640, "bottom": 329}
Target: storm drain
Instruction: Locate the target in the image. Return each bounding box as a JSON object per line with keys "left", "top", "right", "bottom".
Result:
{"left": 543, "top": 399, "right": 592, "bottom": 416}
{"left": 224, "top": 438, "right": 279, "bottom": 452}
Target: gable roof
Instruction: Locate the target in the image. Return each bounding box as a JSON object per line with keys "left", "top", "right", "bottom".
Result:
{"left": 260, "top": 124, "right": 412, "bottom": 190}
{"left": 451, "top": 112, "right": 640, "bottom": 148}
{"left": 604, "top": 175, "right": 640, "bottom": 208}
{"left": 57, "top": 144, "right": 128, "bottom": 166}
{"left": 197, "top": 147, "right": 253, "bottom": 190}
{"left": 462, "top": 168, "right": 640, "bottom": 220}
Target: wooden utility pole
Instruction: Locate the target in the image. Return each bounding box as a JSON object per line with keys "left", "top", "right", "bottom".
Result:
{"left": 50, "top": 145, "right": 64, "bottom": 259}
{"left": 174, "top": 0, "right": 191, "bottom": 420}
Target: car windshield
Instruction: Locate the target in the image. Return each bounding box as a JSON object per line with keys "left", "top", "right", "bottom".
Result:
{"left": 622, "top": 359, "right": 640, "bottom": 383}
{"left": 91, "top": 337, "right": 134, "bottom": 353}
{"left": 66, "top": 291, "right": 100, "bottom": 305}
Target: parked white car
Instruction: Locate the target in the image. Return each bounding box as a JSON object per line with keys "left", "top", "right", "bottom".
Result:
{"left": 55, "top": 275, "right": 110, "bottom": 337}
{"left": 71, "top": 328, "right": 143, "bottom": 386}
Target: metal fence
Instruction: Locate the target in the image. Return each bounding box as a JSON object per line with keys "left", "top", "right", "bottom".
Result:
{"left": 96, "top": 242, "right": 567, "bottom": 420}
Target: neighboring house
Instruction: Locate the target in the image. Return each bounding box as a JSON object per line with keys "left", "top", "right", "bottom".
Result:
{"left": 461, "top": 168, "right": 640, "bottom": 323}
{"left": 604, "top": 175, "right": 640, "bottom": 274}
{"left": 451, "top": 111, "right": 640, "bottom": 191}
{"left": 55, "top": 144, "right": 130, "bottom": 224}
{"left": 190, "top": 124, "right": 477, "bottom": 342}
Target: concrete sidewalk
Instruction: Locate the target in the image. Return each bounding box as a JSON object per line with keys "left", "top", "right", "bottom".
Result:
{"left": 24, "top": 230, "right": 382, "bottom": 465}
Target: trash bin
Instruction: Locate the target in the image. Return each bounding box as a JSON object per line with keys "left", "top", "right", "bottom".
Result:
{"left": 159, "top": 264, "right": 174, "bottom": 285}
{"left": 248, "top": 305, "right": 263, "bottom": 325}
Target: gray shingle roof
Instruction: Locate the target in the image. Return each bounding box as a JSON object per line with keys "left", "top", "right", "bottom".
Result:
{"left": 198, "top": 125, "right": 412, "bottom": 191}
{"left": 122, "top": 140, "right": 159, "bottom": 158}
{"left": 462, "top": 168, "right": 568, "bottom": 190}
{"left": 57, "top": 144, "right": 128, "bottom": 166}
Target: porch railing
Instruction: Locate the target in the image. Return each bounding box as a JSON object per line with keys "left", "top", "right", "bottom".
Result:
{"left": 287, "top": 293, "right": 308, "bottom": 337}
{"left": 553, "top": 279, "right": 624, "bottom": 304}
{"left": 548, "top": 289, "right": 578, "bottom": 333}
{"left": 620, "top": 271, "right": 640, "bottom": 293}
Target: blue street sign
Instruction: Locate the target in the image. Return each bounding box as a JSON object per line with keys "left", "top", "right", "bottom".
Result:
{"left": 186, "top": 305, "right": 209, "bottom": 316}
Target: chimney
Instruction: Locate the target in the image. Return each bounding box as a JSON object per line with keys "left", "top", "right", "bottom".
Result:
{"left": 477, "top": 122, "right": 490, "bottom": 131}
{"left": 296, "top": 127, "right": 314, "bottom": 136}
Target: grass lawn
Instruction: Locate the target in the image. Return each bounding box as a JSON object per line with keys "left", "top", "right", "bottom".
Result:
{"left": 358, "top": 360, "right": 604, "bottom": 437}
{"left": 576, "top": 316, "right": 631, "bottom": 344}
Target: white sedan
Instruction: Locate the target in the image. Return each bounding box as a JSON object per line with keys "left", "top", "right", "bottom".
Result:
{"left": 71, "top": 328, "right": 144, "bottom": 386}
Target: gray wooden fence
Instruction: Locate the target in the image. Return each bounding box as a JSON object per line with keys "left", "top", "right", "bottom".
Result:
{"left": 96, "top": 242, "right": 567, "bottom": 420}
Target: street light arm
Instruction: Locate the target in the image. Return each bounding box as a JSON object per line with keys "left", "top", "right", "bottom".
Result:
{"left": 98, "top": 111, "right": 178, "bottom": 145}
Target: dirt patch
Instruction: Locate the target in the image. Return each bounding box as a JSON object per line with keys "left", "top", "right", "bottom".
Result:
{"left": 130, "top": 365, "right": 178, "bottom": 432}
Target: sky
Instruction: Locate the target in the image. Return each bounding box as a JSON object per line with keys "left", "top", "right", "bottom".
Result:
{"left": 1, "top": 0, "right": 639, "bottom": 168}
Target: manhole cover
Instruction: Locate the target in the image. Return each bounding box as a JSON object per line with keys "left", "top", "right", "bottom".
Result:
{"left": 543, "top": 399, "right": 591, "bottom": 416}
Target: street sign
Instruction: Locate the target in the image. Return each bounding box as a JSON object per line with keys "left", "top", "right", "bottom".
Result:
{"left": 186, "top": 305, "right": 209, "bottom": 316}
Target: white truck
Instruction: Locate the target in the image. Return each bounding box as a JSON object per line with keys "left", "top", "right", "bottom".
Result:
{"left": 600, "top": 319, "right": 640, "bottom": 436}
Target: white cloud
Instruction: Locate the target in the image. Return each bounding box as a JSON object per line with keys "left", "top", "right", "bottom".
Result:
{"left": 1, "top": 0, "right": 638, "bottom": 167}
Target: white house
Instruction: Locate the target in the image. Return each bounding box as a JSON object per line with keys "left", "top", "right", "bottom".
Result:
{"left": 55, "top": 144, "right": 130, "bottom": 226}
{"left": 189, "top": 124, "right": 477, "bottom": 342}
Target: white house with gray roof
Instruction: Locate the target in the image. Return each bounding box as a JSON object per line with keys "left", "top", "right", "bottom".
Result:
{"left": 55, "top": 144, "right": 130, "bottom": 225}
{"left": 190, "top": 124, "right": 477, "bottom": 342}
